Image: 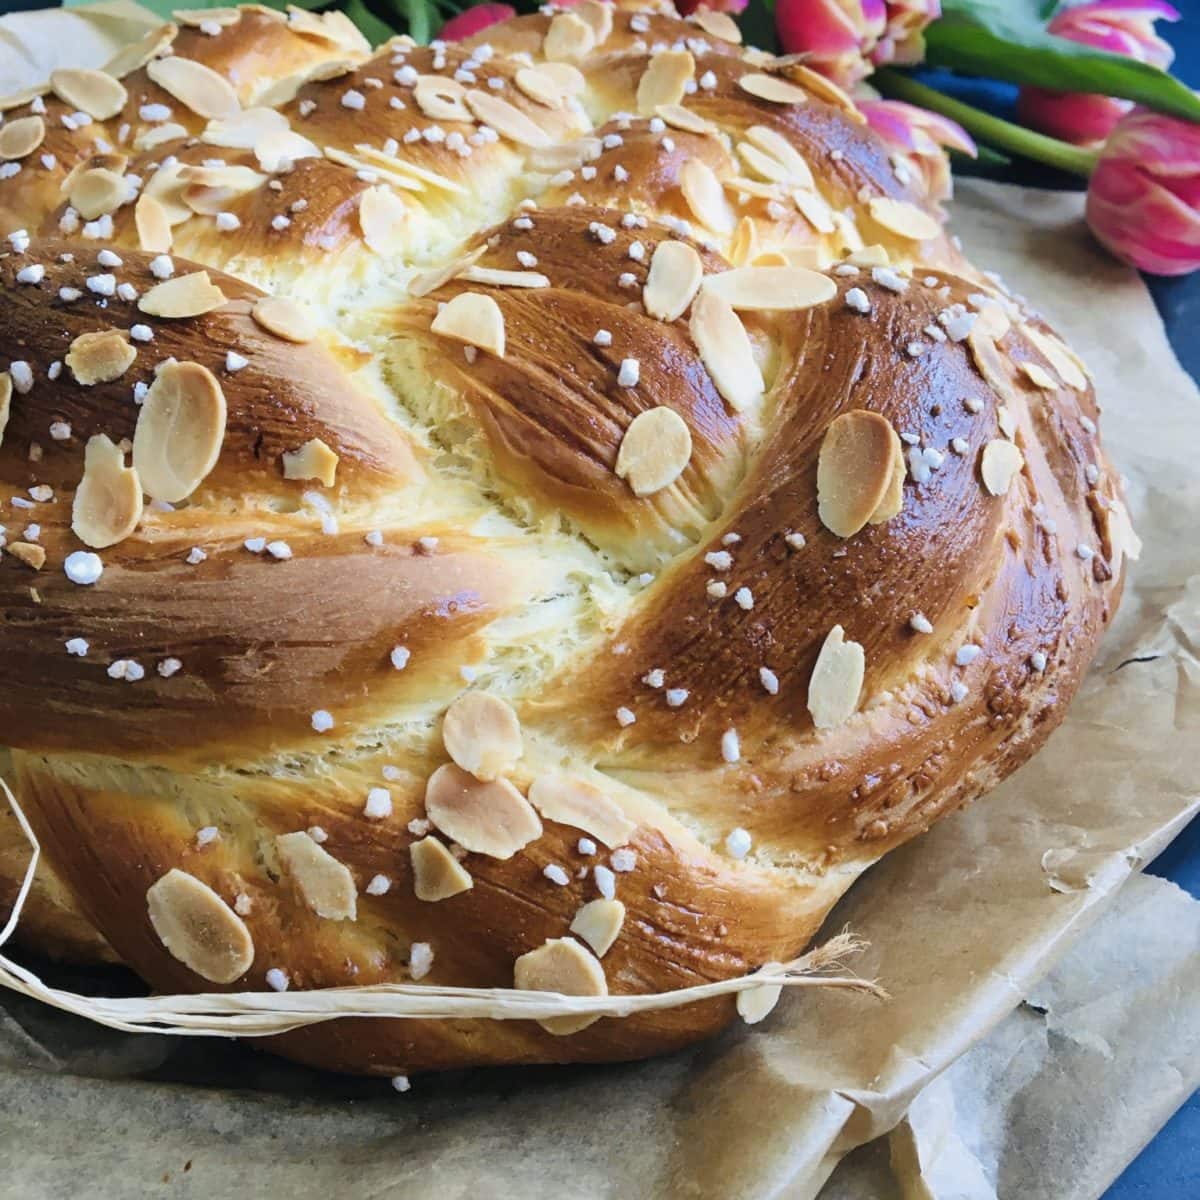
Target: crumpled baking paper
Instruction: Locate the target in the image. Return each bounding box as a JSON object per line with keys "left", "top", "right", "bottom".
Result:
{"left": 0, "top": 161, "right": 1195, "bottom": 1198}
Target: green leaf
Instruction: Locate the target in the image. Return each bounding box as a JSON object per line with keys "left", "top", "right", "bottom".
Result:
{"left": 737, "top": 1, "right": 778, "bottom": 57}
{"left": 399, "top": 0, "right": 438, "bottom": 43}
{"left": 342, "top": 0, "right": 401, "bottom": 46}
{"left": 927, "top": 0, "right": 1200, "bottom": 124}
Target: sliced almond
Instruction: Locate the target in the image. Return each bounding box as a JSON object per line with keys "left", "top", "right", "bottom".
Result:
{"left": 410, "top": 836, "right": 474, "bottom": 902}
{"left": 138, "top": 121, "right": 199, "bottom": 152}
{"left": 146, "top": 869, "right": 254, "bottom": 984}
{"left": 574, "top": 0, "right": 613, "bottom": 44}
{"left": 139, "top": 271, "right": 229, "bottom": 319}
{"left": 513, "top": 937, "right": 607, "bottom": 1035}
{"left": 407, "top": 246, "right": 486, "bottom": 298}
{"left": 175, "top": 6, "right": 241, "bottom": 24}
{"left": 689, "top": 289, "right": 763, "bottom": 412}
{"left": 537, "top": 62, "right": 587, "bottom": 96}
{"left": 807, "top": 624, "right": 865, "bottom": 730}
{"left": 142, "top": 159, "right": 192, "bottom": 226}
{"left": 49, "top": 67, "right": 127, "bottom": 120}
{"left": 736, "top": 141, "right": 793, "bottom": 185}
{"left": 543, "top": 11, "right": 594, "bottom": 61}
{"left": 817, "top": 410, "right": 903, "bottom": 538}
{"left": 1018, "top": 359, "right": 1058, "bottom": 390}
{"left": 431, "top": 291, "right": 506, "bottom": 357}
{"left": 793, "top": 187, "right": 836, "bottom": 234}
{"left": 179, "top": 163, "right": 266, "bottom": 214}
{"left": 132, "top": 360, "right": 226, "bottom": 503}
{"left": 147, "top": 56, "right": 240, "bottom": 120}
{"left": 65, "top": 329, "right": 137, "bottom": 386}
{"left": 679, "top": 158, "right": 735, "bottom": 235}
{"left": 868, "top": 196, "right": 941, "bottom": 242}
{"left": 464, "top": 91, "right": 552, "bottom": 148}
{"left": 424, "top": 763, "right": 542, "bottom": 860}
{"left": 655, "top": 103, "right": 717, "bottom": 136}
{"left": 72, "top": 434, "right": 143, "bottom": 549}
{"left": 254, "top": 129, "right": 320, "bottom": 173}
{"left": 460, "top": 265, "right": 550, "bottom": 289}
{"left": 737, "top": 982, "right": 783, "bottom": 1024}
{"left": 528, "top": 774, "right": 635, "bottom": 848}
{"left": 980, "top": 439, "right": 1024, "bottom": 497}
{"left": 275, "top": 831, "right": 357, "bottom": 921}
{"left": 7, "top": 541, "right": 46, "bottom": 570}
{"left": 615, "top": 406, "right": 692, "bottom": 497}
{"left": 0, "top": 85, "right": 50, "bottom": 114}
{"left": 515, "top": 66, "right": 565, "bottom": 109}
{"left": 282, "top": 438, "right": 338, "bottom": 487}
{"left": 870, "top": 440, "right": 906, "bottom": 526}
{"left": 723, "top": 175, "right": 782, "bottom": 201}
{"left": 967, "top": 327, "right": 1016, "bottom": 404}
{"left": 1021, "top": 324, "right": 1088, "bottom": 391}
{"left": 730, "top": 216, "right": 758, "bottom": 266}
{"left": 69, "top": 168, "right": 128, "bottom": 221}
{"left": 415, "top": 74, "right": 472, "bottom": 123}
{"left": 570, "top": 899, "right": 625, "bottom": 958}
{"left": 693, "top": 8, "right": 741, "bottom": 42}
{"left": 637, "top": 50, "right": 694, "bottom": 116}
{"left": 643, "top": 240, "right": 703, "bottom": 322}
{"left": 202, "top": 106, "right": 289, "bottom": 149}
{"left": 0, "top": 372, "right": 11, "bottom": 447}
{"left": 737, "top": 74, "right": 809, "bottom": 106}
{"left": 744, "top": 125, "right": 814, "bottom": 187}
{"left": 0, "top": 116, "right": 45, "bottom": 160}
{"left": 359, "top": 185, "right": 408, "bottom": 256}
{"left": 702, "top": 265, "right": 836, "bottom": 311}
{"left": 353, "top": 143, "right": 464, "bottom": 195}
{"left": 442, "top": 691, "right": 523, "bottom": 782}
{"left": 973, "top": 300, "right": 1011, "bottom": 341}
{"left": 135, "top": 193, "right": 173, "bottom": 254}
{"left": 252, "top": 295, "right": 318, "bottom": 343}
{"left": 997, "top": 404, "right": 1017, "bottom": 440}
{"left": 101, "top": 23, "right": 178, "bottom": 82}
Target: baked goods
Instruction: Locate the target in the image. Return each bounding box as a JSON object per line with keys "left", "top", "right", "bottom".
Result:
{"left": 0, "top": 1, "right": 1137, "bottom": 1075}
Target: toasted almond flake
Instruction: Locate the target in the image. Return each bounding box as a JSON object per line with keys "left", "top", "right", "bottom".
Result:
{"left": 570, "top": 899, "right": 625, "bottom": 957}
{"left": 515, "top": 67, "right": 564, "bottom": 109}
{"left": 252, "top": 295, "right": 318, "bottom": 343}
{"left": 49, "top": 68, "right": 127, "bottom": 120}
{"left": 0, "top": 84, "right": 49, "bottom": 114}
{"left": 655, "top": 103, "right": 717, "bottom": 135}
{"left": 8, "top": 541, "right": 45, "bottom": 569}
{"left": 254, "top": 129, "right": 320, "bottom": 173}
{"left": 967, "top": 327, "right": 1016, "bottom": 403}
{"left": 410, "top": 836, "right": 474, "bottom": 902}
{"left": 679, "top": 158, "right": 735, "bottom": 235}
{"left": 808, "top": 624, "right": 865, "bottom": 729}
{"left": 69, "top": 168, "right": 128, "bottom": 221}
{"left": 275, "top": 831, "right": 357, "bottom": 921}
{"left": 358, "top": 185, "right": 408, "bottom": 256}
{"left": 282, "top": 438, "right": 338, "bottom": 487}
{"left": 793, "top": 186, "right": 836, "bottom": 234}
{"left": 460, "top": 265, "right": 550, "bottom": 289}
{"left": 101, "top": 23, "right": 178, "bottom": 81}
{"left": 730, "top": 216, "right": 759, "bottom": 266}
{"left": 736, "top": 142, "right": 793, "bottom": 185}
{"left": 817, "top": 410, "right": 904, "bottom": 537}
{"left": 513, "top": 937, "right": 607, "bottom": 1035}
{"left": 1018, "top": 359, "right": 1058, "bottom": 390}
{"left": 65, "top": 329, "right": 137, "bottom": 386}
{"left": 528, "top": 774, "right": 636, "bottom": 848}
{"left": 543, "top": 11, "right": 595, "bottom": 61}
{"left": 693, "top": 8, "right": 742, "bottom": 42}
{"left": 537, "top": 61, "right": 587, "bottom": 96}
{"left": 643, "top": 240, "right": 703, "bottom": 322}
{"left": 0, "top": 116, "right": 45, "bottom": 160}
{"left": 870, "top": 436, "right": 907, "bottom": 526}
{"left": 702, "top": 265, "right": 836, "bottom": 311}
{"left": 785, "top": 63, "right": 860, "bottom": 115}
{"left": 973, "top": 301, "right": 1011, "bottom": 340}
{"left": 737, "top": 73, "right": 809, "bottom": 105}
{"left": 615, "top": 406, "right": 692, "bottom": 497}
{"left": 139, "top": 271, "right": 228, "bottom": 319}
{"left": 464, "top": 90, "right": 551, "bottom": 148}
{"left": 980, "top": 439, "right": 1024, "bottom": 496}
{"left": 574, "top": 0, "right": 613, "bottom": 44}
{"left": 424, "top": 763, "right": 542, "bottom": 860}
{"left": 431, "top": 291, "right": 505, "bottom": 357}
{"left": 996, "top": 405, "right": 1017, "bottom": 440}
{"left": 142, "top": 160, "right": 192, "bottom": 225}
{"left": 0, "top": 373, "right": 11, "bottom": 447}
{"left": 353, "top": 143, "right": 465, "bottom": 195}
{"left": 175, "top": 6, "right": 240, "bottom": 25}
{"left": 135, "top": 193, "right": 173, "bottom": 253}
{"left": 179, "top": 163, "right": 267, "bottom": 214}
{"left": 1021, "top": 324, "right": 1088, "bottom": 391}
{"left": 201, "top": 106, "right": 289, "bottom": 149}
{"left": 867, "top": 196, "right": 941, "bottom": 242}
{"left": 407, "top": 246, "right": 486, "bottom": 298}
{"left": 723, "top": 175, "right": 782, "bottom": 201}
{"left": 414, "top": 74, "right": 472, "bottom": 123}
{"left": 132, "top": 360, "right": 226, "bottom": 502}
{"left": 689, "top": 289, "right": 763, "bottom": 412}
{"left": 743, "top": 125, "right": 814, "bottom": 187}
{"left": 72, "top": 434, "right": 143, "bottom": 549}
{"left": 442, "top": 691, "right": 523, "bottom": 782}
{"left": 636, "top": 50, "right": 694, "bottom": 116}
{"left": 147, "top": 55, "right": 240, "bottom": 120}
{"left": 737, "top": 982, "right": 783, "bottom": 1024}
{"left": 146, "top": 868, "right": 254, "bottom": 983}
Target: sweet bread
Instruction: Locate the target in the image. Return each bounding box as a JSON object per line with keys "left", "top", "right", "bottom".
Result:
{"left": 0, "top": 1, "right": 1136, "bottom": 1073}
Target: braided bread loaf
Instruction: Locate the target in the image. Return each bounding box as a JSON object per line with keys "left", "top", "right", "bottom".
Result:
{"left": 0, "top": 1, "right": 1137, "bottom": 1074}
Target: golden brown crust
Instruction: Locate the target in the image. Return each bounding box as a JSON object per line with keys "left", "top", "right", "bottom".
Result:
{"left": 0, "top": 3, "right": 1131, "bottom": 1075}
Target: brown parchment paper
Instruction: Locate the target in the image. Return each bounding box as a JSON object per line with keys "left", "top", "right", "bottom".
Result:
{"left": 0, "top": 180, "right": 1196, "bottom": 1200}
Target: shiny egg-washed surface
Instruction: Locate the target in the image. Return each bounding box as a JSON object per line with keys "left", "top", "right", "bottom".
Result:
{"left": 0, "top": 1, "right": 1134, "bottom": 1073}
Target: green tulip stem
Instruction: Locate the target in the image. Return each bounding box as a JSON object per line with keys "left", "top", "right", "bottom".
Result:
{"left": 873, "top": 69, "right": 1102, "bottom": 179}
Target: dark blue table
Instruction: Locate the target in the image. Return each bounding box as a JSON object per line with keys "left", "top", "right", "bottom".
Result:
{"left": 921, "top": 13, "right": 1200, "bottom": 1195}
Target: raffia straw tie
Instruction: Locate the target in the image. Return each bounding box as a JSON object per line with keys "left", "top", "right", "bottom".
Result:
{"left": 0, "top": 778, "right": 885, "bottom": 1038}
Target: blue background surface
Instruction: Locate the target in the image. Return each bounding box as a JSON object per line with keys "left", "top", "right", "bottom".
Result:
{"left": 918, "top": 9, "right": 1200, "bottom": 1196}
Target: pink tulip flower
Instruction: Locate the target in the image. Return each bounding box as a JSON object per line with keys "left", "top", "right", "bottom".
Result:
{"left": 859, "top": 98, "right": 976, "bottom": 203}
{"left": 871, "top": 0, "right": 940, "bottom": 68}
{"left": 1086, "top": 108, "right": 1200, "bottom": 275}
{"left": 675, "top": 0, "right": 748, "bottom": 15}
{"left": 1017, "top": 1, "right": 1180, "bottom": 146}
{"left": 438, "top": 3, "right": 516, "bottom": 41}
